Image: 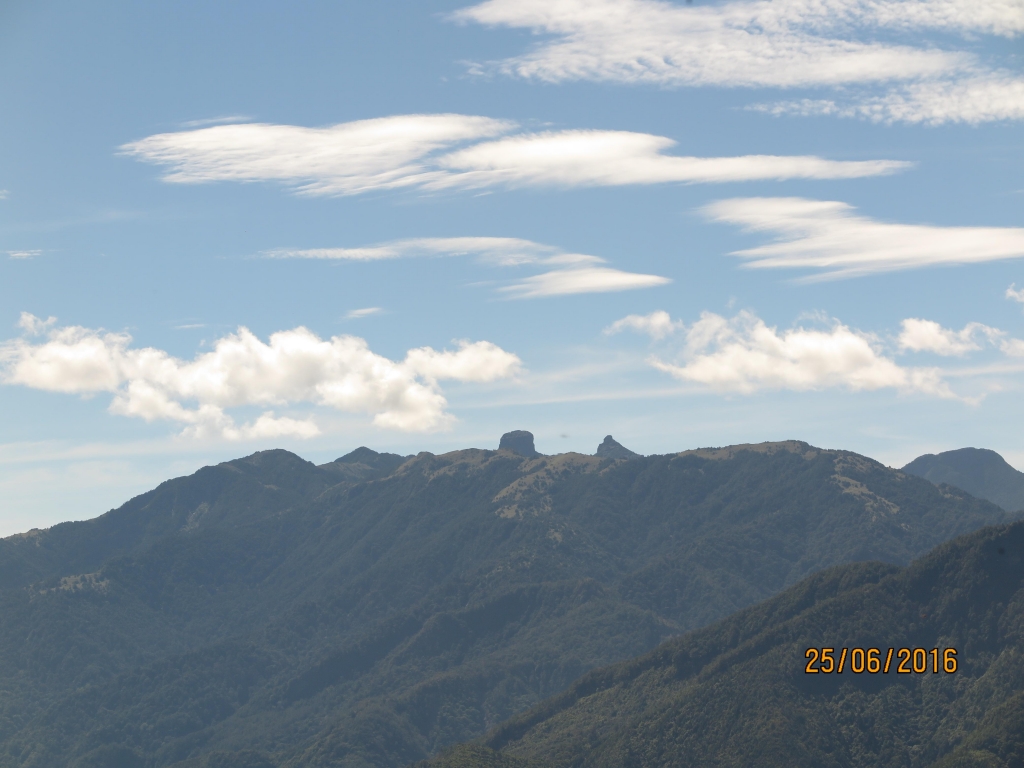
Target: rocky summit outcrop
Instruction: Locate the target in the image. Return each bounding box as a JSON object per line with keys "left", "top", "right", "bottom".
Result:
{"left": 499, "top": 430, "right": 540, "bottom": 458}
{"left": 595, "top": 435, "right": 641, "bottom": 460}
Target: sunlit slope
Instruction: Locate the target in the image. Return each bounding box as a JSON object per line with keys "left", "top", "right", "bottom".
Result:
{"left": 0, "top": 441, "right": 1014, "bottom": 768}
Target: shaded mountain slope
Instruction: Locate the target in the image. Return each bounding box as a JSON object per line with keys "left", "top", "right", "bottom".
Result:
{"left": 436, "top": 522, "right": 1024, "bottom": 768}
{"left": 904, "top": 447, "right": 1024, "bottom": 512}
{"left": 0, "top": 440, "right": 1016, "bottom": 768}
{"left": 0, "top": 449, "right": 343, "bottom": 591}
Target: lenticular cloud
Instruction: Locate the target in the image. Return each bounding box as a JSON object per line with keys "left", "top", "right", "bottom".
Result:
{"left": 704, "top": 197, "right": 1024, "bottom": 279}
{"left": 0, "top": 315, "right": 522, "bottom": 437}
{"left": 120, "top": 114, "right": 907, "bottom": 197}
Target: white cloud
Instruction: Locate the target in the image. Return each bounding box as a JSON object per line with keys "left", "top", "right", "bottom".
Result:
{"left": 1008, "top": 284, "right": 1024, "bottom": 305}
{"left": 434, "top": 130, "right": 907, "bottom": 186}
{"left": 121, "top": 114, "right": 512, "bottom": 195}
{"left": 0, "top": 190, "right": 8, "bottom": 200}
{"left": 0, "top": 317, "right": 522, "bottom": 437}
{"left": 17, "top": 312, "right": 56, "bottom": 336}
{"left": 757, "top": 73, "right": 1024, "bottom": 125}
{"left": 8, "top": 250, "right": 41, "bottom": 260}
{"left": 263, "top": 237, "right": 562, "bottom": 263}
{"left": 649, "top": 310, "right": 952, "bottom": 396}
{"left": 704, "top": 197, "right": 1024, "bottom": 280}
{"left": 453, "top": 0, "right": 1024, "bottom": 125}
{"left": 346, "top": 307, "right": 383, "bottom": 319}
{"left": 898, "top": 319, "right": 1001, "bottom": 356}
{"left": 500, "top": 266, "right": 670, "bottom": 298}
{"left": 266, "top": 236, "right": 671, "bottom": 298}
{"left": 122, "top": 114, "right": 906, "bottom": 197}
{"left": 604, "top": 310, "right": 683, "bottom": 340}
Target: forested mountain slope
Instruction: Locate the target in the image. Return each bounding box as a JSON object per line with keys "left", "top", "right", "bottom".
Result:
{"left": 904, "top": 447, "right": 1024, "bottom": 512}
{"left": 0, "top": 438, "right": 1014, "bottom": 768}
{"left": 432, "top": 521, "right": 1024, "bottom": 768}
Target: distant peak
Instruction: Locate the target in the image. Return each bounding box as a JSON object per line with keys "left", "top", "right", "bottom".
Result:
{"left": 233, "top": 449, "right": 310, "bottom": 468}
{"left": 499, "top": 430, "right": 540, "bottom": 458}
{"left": 334, "top": 446, "right": 382, "bottom": 465}
{"left": 903, "top": 447, "right": 1024, "bottom": 512}
{"left": 595, "top": 435, "right": 640, "bottom": 460}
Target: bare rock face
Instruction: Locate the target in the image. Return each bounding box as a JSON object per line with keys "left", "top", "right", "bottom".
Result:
{"left": 595, "top": 435, "right": 641, "bottom": 460}
{"left": 499, "top": 430, "right": 540, "bottom": 458}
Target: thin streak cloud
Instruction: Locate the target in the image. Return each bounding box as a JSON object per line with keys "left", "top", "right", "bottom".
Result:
{"left": 704, "top": 197, "right": 1024, "bottom": 280}
{"left": 264, "top": 236, "right": 670, "bottom": 298}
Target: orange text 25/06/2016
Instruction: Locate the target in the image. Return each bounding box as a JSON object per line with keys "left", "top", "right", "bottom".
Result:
{"left": 804, "top": 647, "right": 957, "bottom": 674}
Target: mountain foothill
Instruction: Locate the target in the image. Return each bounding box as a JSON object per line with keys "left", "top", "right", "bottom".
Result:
{"left": 0, "top": 432, "right": 1019, "bottom": 768}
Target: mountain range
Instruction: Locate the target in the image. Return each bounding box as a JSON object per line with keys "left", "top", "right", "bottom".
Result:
{"left": 0, "top": 435, "right": 1016, "bottom": 768}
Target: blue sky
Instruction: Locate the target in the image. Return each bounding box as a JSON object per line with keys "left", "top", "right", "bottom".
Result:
{"left": 2, "top": 0, "right": 1023, "bottom": 535}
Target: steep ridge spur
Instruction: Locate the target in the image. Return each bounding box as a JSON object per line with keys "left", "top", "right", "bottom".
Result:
{"left": 0, "top": 439, "right": 1015, "bottom": 768}
{"left": 429, "top": 521, "right": 1024, "bottom": 768}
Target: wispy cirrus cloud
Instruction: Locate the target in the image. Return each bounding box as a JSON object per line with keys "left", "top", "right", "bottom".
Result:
{"left": 179, "top": 115, "right": 253, "bottom": 129}
{"left": 346, "top": 307, "right": 383, "bottom": 319}
{"left": 120, "top": 114, "right": 907, "bottom": 197}
{"left": 1008, "top": 284, "right": 1024, "bottom": 306}
{"left": 452, "top": 0, "right": 1024, "bottom": 125}
{"left": 7, "top": 250, "right": 41, "bottom": 260}
{"left": 704, "top": 197, "right": 1024, "bottom": 280}
{"left": 265, "top": 236, "right": 671, "bottom": 298}
{"left": 0, "top": 314, "right": 522, "bottom": 437}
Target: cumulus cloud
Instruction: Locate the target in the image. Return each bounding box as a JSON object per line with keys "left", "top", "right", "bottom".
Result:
{"left": 604, "top": 310, "right": 683, "bottom": 340}
{"left": 648, "top": 310, "right": 952, "bottom": 396}
{"left": 704, "top": 197, "right": 1024, "bottom": 280}
{"left": 0, "top": 317, "right": 522, "bottom": 437}
{"left": 17, "top": 312, "right": 56, "bottom": 336}
{"left": 1008, "top": 284, "right": 1024, "bottom": 305}
{"left": 898, "top": 317, "right": 1024, "bottom": 359}
{"left": 898, "top": 319, "right": 1001, "bottom": 356}
{"left": 121, "top": 114, "right": 906, "bottom": 197}
{"left": 452, "top": 0, "right": 1024, "bottom": 125}
{"left": 266, "top": 236, "right": 670, "bottom": 298}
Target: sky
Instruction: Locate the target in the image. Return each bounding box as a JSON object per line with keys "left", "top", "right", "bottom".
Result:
{"left": 1, "top": 0, "right": 1023, "bottom": 536}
